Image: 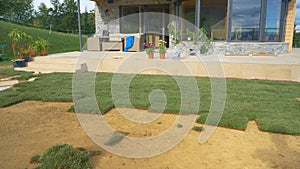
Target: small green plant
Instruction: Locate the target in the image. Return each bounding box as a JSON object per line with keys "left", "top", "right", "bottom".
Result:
{"left": 29, "top": 39, "right": 38, "bottom": 51}
{"left": 200, "top": 44, "right": 207, "bottom": 54}
{"left": 105, "top": 132, "right": 125, "bottom": 146}
{"left": 177, "top": 123, "right": 183, "bottom": 128}
{"left": 144, "top": 43, "right": 154, "bottom": 55}
{"left": 168, "top": 23, "right": 181, "bottom": 44}
{"left": 186, "top": 28, "right": 194, "bottom": 40}
{"left": 30, "top": 144, "right": 92, "bottom": 169}
{"left": 157, "top": 121, "right": 162, "bottom": 124}
{"left": 8, "top": 29, "right": 32, "bottom": 59}
{"left": 193, "top": 126, "right": 203, "bottom": 132}
{"left": 158, "top": 39, "right": 167, "bottom": 54}
{"left": 35, "top": 38, "right": 49, "bottom": 51}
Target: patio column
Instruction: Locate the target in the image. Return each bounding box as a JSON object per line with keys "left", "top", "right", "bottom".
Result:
{"left": 77, "top": 0, "right": 83, "bottom": 52}
{"left": 195, "top": 0, "right": 201, "bottom": 29}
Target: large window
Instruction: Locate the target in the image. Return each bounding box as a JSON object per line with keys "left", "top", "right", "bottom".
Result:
{"left": 121, "top": 6, "right": 142, "bottom": 33}
{"left": 230, "top": 0, "right": 261, "bottom": 41}
{"left": 263, "top": 0, "right": 282, "bottom": 41}
{"left": 229, "top": 0, "right": 286, "bottom": 41}
{"left": 201, "top": 0, "right": 227, "bottom": 40}
{"left": 182, "top": 0, "right": 227, "bottom": 40}
{"left": 120, "top": 5, "right": 169, "bottom": 34}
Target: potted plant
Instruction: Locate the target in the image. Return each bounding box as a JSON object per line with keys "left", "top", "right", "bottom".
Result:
{"left": 144, "top": 43, "right": 154, "bottom": 59}
{"left": 167, "top": 23, "right": 181, "bottom": 47}
{"left": 186, "top": 28, "right": 193, "bottom": 41}
{"left": 8, "top": 29, "right": 31, "bottom": 67}
{"left": 36, "top": 38, "right": 49, "bottom": 56}
{"left": 158, "top": 39, "right": 167, "bottom": 59}
{"left": 29, "top": 40, "right": 38, "bottom": 57}
{"left": 20, "top": 48, "right": 32, "bottom": 62}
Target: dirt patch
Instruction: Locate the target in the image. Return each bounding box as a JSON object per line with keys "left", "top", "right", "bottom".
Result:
{"left": 0, "top": 74, "right": 9, "bottom": 80}
{"left": 0, "top": 65, "right": 12, "bottom": 70}
{"left": 0, "top": 101, "right": 299, "bottom": 169}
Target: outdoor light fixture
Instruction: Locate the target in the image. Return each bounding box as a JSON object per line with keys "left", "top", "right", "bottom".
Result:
{"left": 108, "top": 0, "right": 114, "bottom": 4}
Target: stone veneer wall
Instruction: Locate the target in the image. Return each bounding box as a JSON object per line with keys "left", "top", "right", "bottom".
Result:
{"left": 213, "top": 42, "right": 289, "bottom": 54}
{"left": 94, "top": 0, "right": 176, "bottom": 34}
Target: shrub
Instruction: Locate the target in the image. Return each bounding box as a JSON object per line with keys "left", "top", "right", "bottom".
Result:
{"left": 105, "top": 132, "right": 125, "bottom": 146}
{"left": 30, "top": 144, "right": 92, "bottom": 169}
{"left": 193, "top": 126, "right": 203, "bottom": 132}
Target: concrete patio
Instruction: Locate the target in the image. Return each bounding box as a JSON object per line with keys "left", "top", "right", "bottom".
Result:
{"left": 15, "top": 48, "right": 300, "bottom": 82}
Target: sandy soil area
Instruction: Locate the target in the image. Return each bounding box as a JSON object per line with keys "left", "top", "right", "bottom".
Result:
{"left": 0, "top": 101, "right": 299, "bottom": 169}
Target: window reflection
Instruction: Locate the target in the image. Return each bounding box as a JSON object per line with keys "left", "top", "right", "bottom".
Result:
{"left": 121, "top": 6, "right": 141, "bottom": 33}
{"left": 264, "top": 0, "right": 282, "bottom": 41}
{"left": 231, "top": 0, "right": 261, "bottom": 41}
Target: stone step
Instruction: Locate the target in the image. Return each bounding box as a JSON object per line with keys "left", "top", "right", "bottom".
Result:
{"left": 32, "top": 57, "right": 78, "bottom": 64}
{"left": 27, "top": 62, "right": 78, "bottom": 70}
{"left": 0, "top": 80, "right": 19, "bottom": 87}
{"left": 15, "top": 67, "right": 75, "bottom": 73}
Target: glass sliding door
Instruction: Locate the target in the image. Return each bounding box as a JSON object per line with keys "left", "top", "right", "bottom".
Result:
{"left": 121, "top": 6, "right": 143, "bottom": 33}
{"left": 182, "top": 0, "right": 195, "bottom": 25}
{"left": 201, "top": 0, "right": 227, "bottom": 40}
{"left": 144, "top": 5, "right": 170, "bottom": 46}
{"left": 182, "top": 0, "right": 227, "bottom": 40}
{"left": 230, "top": 0, "right": 261, "bottom": 41}
{"left": 263, "top": 0, "right": 282, "bottom": 41}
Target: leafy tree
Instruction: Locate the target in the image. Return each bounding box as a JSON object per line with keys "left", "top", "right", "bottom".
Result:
{"left": 0, "top": 0, "right": 13, "bottom": 16}
{"left": 82, "top": 7, "right": 95, "bottom": 35}
{"left": 293, "top": 23, "right": 300, "bottom": 47}
{"left": 36, "top": 3, "right": 50, "bottom": 27}
{"left": 61, "top": 0, "right": 78, "bottom": 33}
{"left": 49, "top": 0, "right": 64, "bottom": 31}
{"left": 3, "top": 0, "right": 34, "bottom": 22}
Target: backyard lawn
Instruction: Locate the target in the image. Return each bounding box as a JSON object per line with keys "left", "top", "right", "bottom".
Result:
{"left": 0, "top": 69, "right": 299, "bottom": 135}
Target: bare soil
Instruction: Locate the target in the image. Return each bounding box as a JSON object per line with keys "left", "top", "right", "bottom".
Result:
{"left": 0, "top": 101, "right": 299, "bottom": 169}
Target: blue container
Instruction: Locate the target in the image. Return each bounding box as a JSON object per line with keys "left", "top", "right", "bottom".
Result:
{"left": 12, "top": 59, "right": 26, "bottom": 67}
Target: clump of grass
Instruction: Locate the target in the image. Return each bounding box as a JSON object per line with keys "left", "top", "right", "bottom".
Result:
{"left": 0, "top": 68, "right": 35, "bottom": 80}
{"left": 193, "top": 126, "right": 203, "bottom": 132}
{"left": 156, "top": 122, "right": 162, "bottom": 124}
{"left": 177, "top": 123, "right": 183, "bottom": 128}
{"left": 29, "top": 144, "right": 92, "bottom": 169}
{"left": 105, "top": 132, "right": 125, "bottom": 146}
{"left": 68, "top": 105, "right": 75, "bottom": 112}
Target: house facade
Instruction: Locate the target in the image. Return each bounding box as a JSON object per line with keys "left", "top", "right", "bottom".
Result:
{"left": 91, "top": 0, "right": 296, "bottom": 54}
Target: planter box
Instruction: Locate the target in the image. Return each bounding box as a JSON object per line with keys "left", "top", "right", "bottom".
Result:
{"left": 12, "top": 59, "right": 26, "bottom": 67}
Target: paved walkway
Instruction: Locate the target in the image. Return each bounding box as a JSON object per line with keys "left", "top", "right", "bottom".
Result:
{"left": 46, "top": 49, "right": 300, "bottom": 65}
{"left": 15, "top": 49, "right": 300, "bottom": 82}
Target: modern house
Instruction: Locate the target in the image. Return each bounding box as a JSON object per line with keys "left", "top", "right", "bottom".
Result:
{"left": 90, "top": 0, "right": 297, "bottom": 54}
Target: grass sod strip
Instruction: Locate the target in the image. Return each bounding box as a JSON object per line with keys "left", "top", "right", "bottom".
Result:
{"left": 0, "top": 72, "right": 299, "bottom": 135}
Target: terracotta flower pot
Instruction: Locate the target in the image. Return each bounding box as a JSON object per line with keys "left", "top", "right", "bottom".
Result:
{"left": 40, "top": 50, "right": 48, "bottom": 56}
{"left": 30, "top": 50, "right": 36, "bottom": 57}
{"left": 148, "top": 53, "right": 154, "bottom": 59}
{"left": 159, "top": 53, "right": 165, "bottom": 59}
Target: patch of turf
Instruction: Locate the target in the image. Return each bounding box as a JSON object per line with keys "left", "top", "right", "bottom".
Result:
{"left": 0, "top": 68, "right": 35, "bottom": 80}
{"left": 29, "top": 144, "right": 92, "bottom": 169}
{"left": 105, "top": 132, "right": 125, "bottom": 146}
{"left": 193, "top": 126, "right": 203, "bottom": 132}
{"left": 0, "top": 72, "right": 299, "bottom": 135}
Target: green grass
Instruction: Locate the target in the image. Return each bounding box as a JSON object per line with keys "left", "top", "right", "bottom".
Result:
{"left": 29, "top": 144, "right": 92, "bottom": 169}
{"left": 193, "top": 126, "right": 203, "bottom": 132}
{"left": 0, "top": 72, "right": 299, "bottom": 135}
{"left": 0, "top": 20, "right": 87, "bottom": 64}
{"left": 0, "top": 68, "right": 35, "bottom": 79}
{"left": 105, "top": 132, "right": 125, "bottom": 146}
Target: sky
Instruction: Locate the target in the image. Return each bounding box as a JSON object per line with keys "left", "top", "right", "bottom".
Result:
{"left": 296, "top": 0, "right": 300, "bottom": 30}
{"left": 33, "top": 0, "right": 95, "bottom": 12}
